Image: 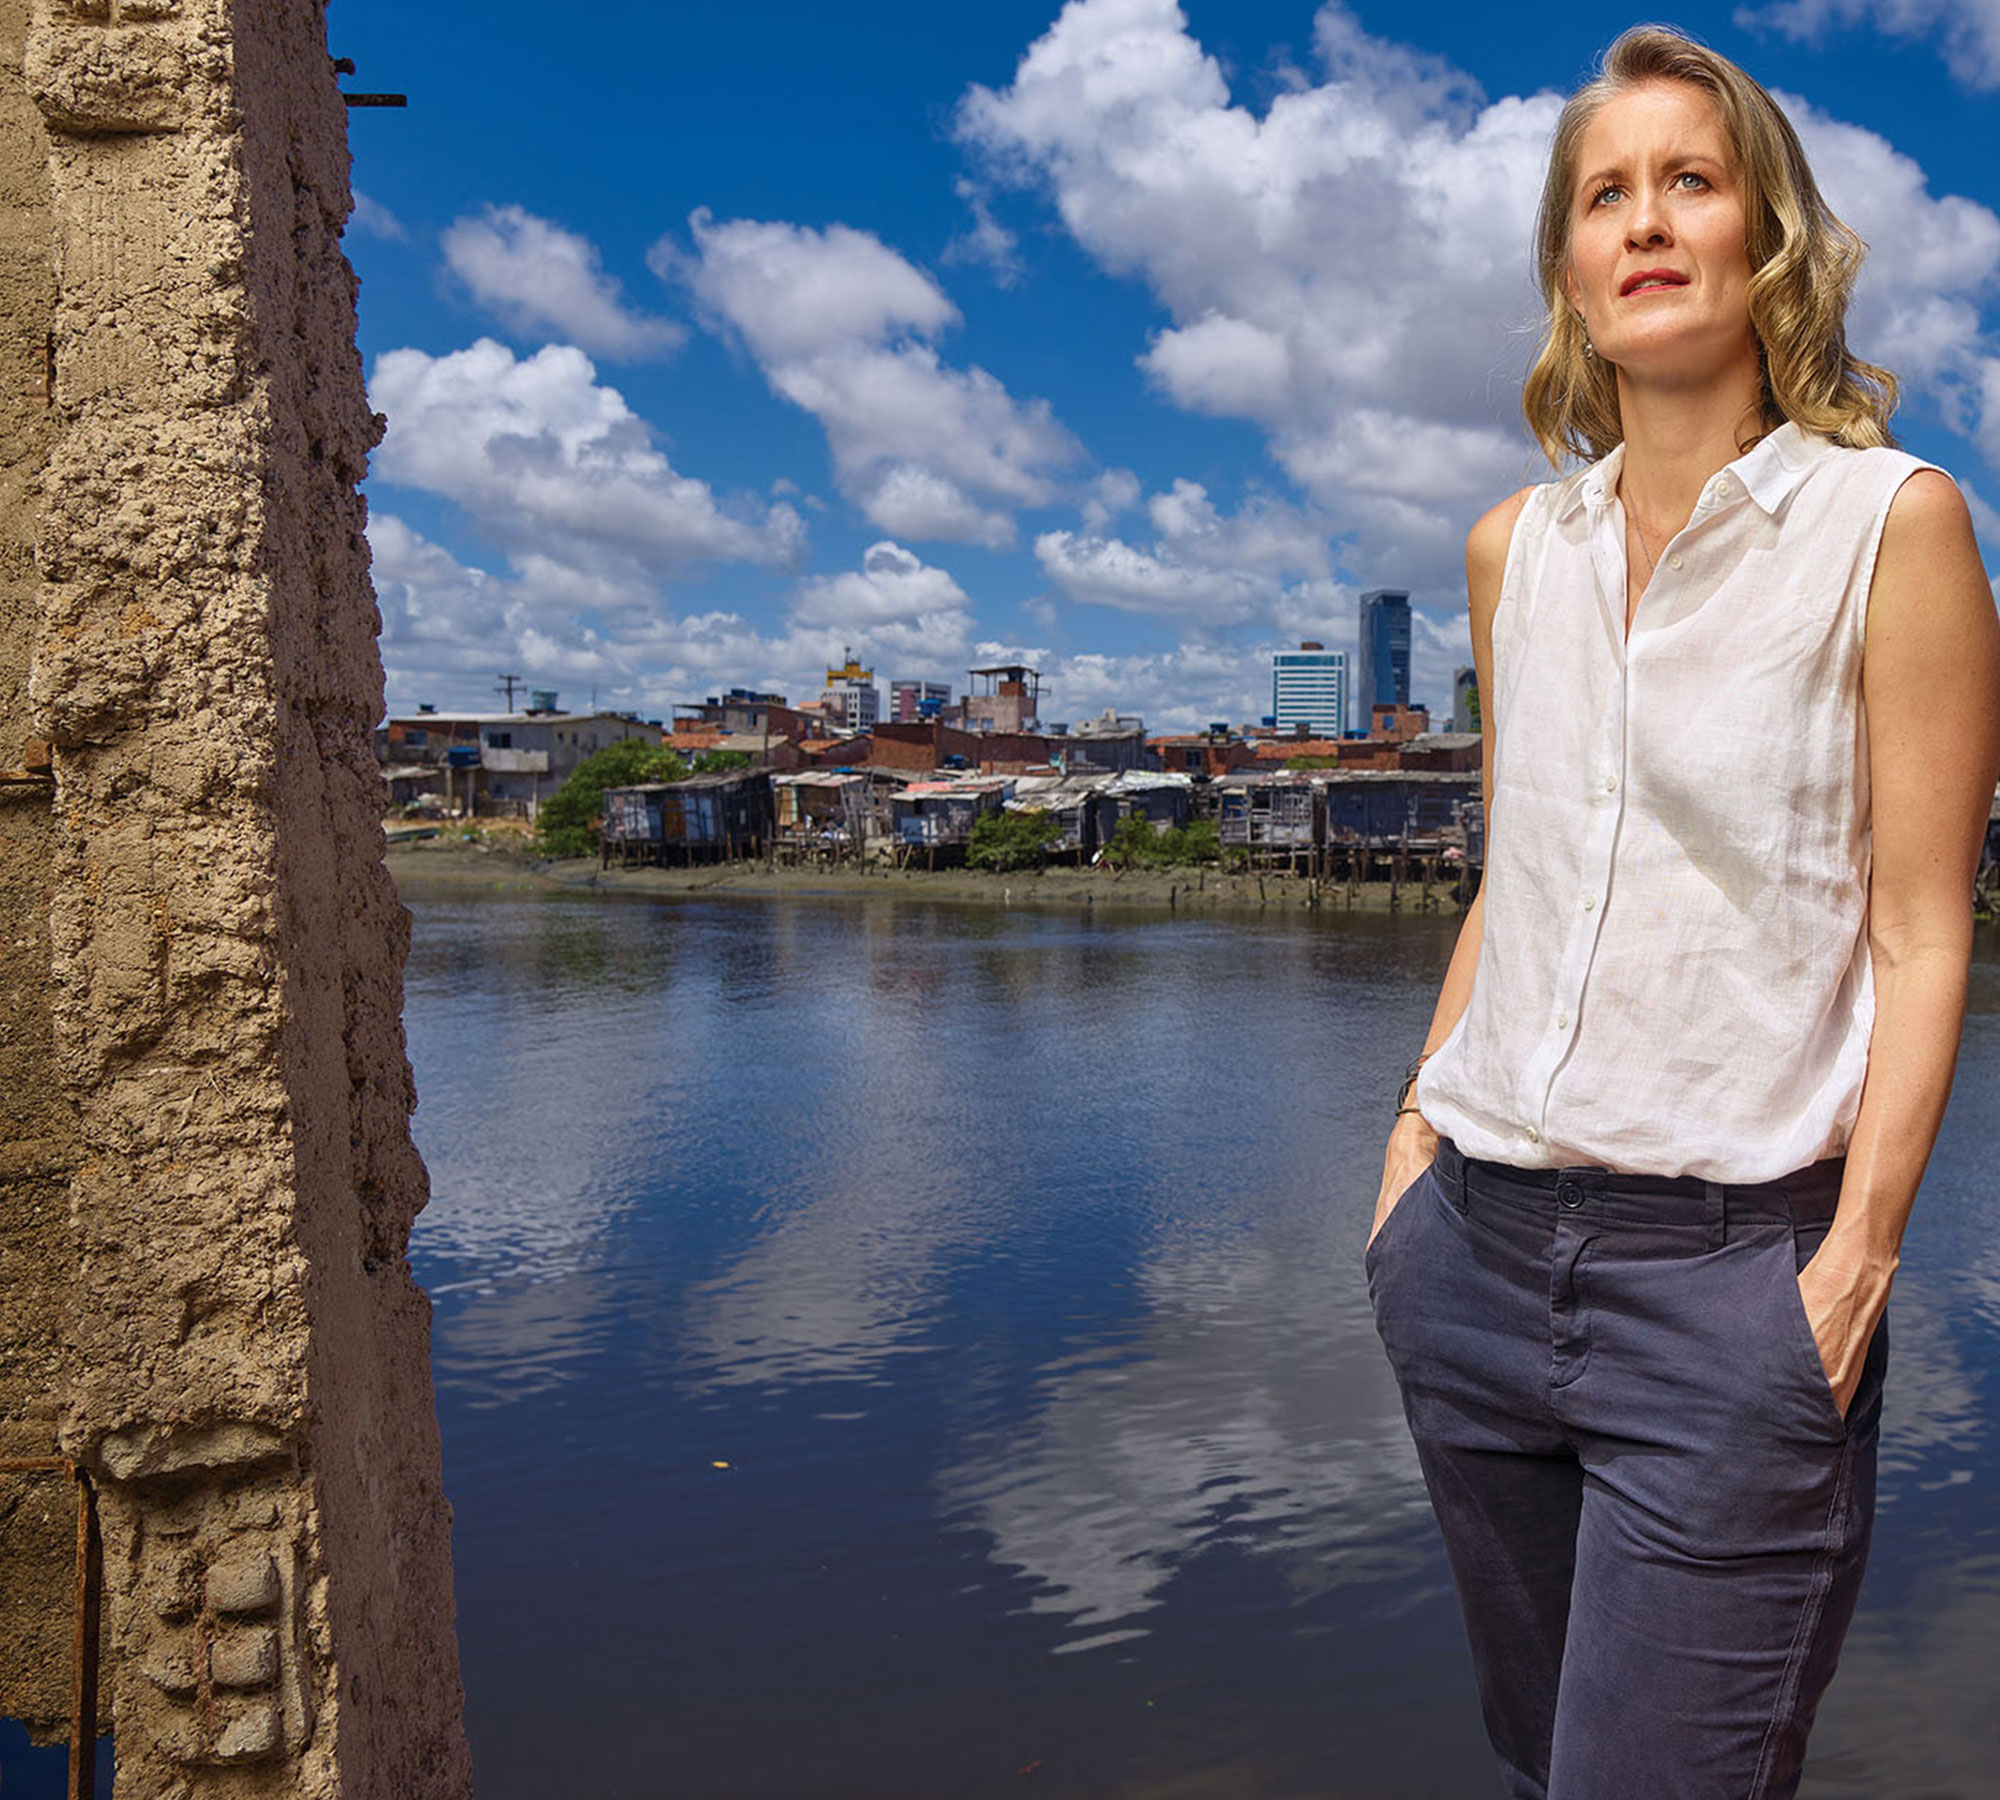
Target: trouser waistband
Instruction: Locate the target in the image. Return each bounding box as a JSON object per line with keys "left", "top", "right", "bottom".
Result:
{"left": 1431, "top": 1135, "right": 1844, "bottom": 1235}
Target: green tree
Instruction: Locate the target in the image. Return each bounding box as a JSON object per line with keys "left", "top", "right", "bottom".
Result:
{"left": 1162, "top": 818, "right": 1221, "bottom": 865}
{"left": 1102, "top": 812, "right": 1219, "bottom": 870}
{"left": 534, "top": 739, "right": 688, "bottom": 859}
{"left": 968, "top": 808, "right": 1062, "bottom": 872}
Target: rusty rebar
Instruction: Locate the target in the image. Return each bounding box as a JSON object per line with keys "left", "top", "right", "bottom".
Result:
{"left": 0, "top": 1457, "right": 100, "bottom": 1800}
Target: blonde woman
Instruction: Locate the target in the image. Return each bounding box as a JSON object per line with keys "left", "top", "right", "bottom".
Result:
{"left": 1365, "top": 26, "right": 2000, "bottom": 1800}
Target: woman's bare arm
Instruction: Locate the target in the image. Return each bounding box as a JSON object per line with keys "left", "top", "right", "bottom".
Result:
{"left": 1800, "top": 470, "right": 2000, "bottom": 1409}
{"left": 1368, "top": 486, "right": 1529, "bottom": 1244}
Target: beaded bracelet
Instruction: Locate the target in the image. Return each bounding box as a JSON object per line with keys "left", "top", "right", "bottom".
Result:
{"left": 1394, "top": 1052, "right": 1431, "bottom": 1115}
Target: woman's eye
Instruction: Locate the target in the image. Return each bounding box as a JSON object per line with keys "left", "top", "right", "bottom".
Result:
{"left": 1590, "top": 183, "right": 1624, "bottom": 208}
{"left": 1672, "top": 171, "right": 1710, "bottom": 191}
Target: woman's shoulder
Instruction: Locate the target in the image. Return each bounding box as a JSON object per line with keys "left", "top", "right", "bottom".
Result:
{"left": 1791, "top": 428, "right": 1944, "bottom": 492}
{"left": 1876, "top": 465, "right": 1977, "bottom": 572}
{"left": 1778, "top": 432, "right": 1961, "bottom": 552}
{"left": 1467, "top": 485, "right": 1540, "bottom": 579}
{"left": 1466, "top": 486, "right": 1544, "bottom": 644}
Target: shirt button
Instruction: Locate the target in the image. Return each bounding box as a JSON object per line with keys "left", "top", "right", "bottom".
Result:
{"left": 1603, "top": 774, "right": 1618, "bottom": 793}
{"left": 1524, "top": 1126, "right": 1541, "bottom": 1145}
{"left": 1668, "top": 554, "right": 1683, "bottom": 570}
{"left": 1581, "top": 894, "right": 1596, "bottom": 911}
{"left": 1556, "top": 1012, "right": 1570, "bottom": 1030}
{"left": 1716, "top": 477, "right": 1732, "bottom": 496}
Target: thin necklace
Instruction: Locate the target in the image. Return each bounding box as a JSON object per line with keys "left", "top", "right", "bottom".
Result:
{"left": 1623, "top": 489, "right": 1664, "bottom": 582}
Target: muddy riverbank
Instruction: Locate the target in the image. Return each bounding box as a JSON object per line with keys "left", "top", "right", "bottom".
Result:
{"left": 383, "top": 833, "right": 1470, "bottom": 914}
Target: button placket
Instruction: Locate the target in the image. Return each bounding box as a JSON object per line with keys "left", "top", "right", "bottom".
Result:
{"left": 1513, "top": 494, "right": 1633, "bottom": 1154}
{"left": 1526, "top": 560, "right": 1628, "bottom": 1145}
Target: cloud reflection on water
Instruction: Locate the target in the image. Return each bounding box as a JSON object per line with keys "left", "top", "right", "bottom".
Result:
{"left": 937, "top": 1222, "right": 1429, "bottom": 1640}
{"left": 675, "top": 1176, "right": 971, "bottom": 1390}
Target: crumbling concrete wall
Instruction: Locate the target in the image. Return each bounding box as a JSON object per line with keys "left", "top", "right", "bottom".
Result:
{"left": 0, "top": 0, "right": 86, "bottom": 1739}
{"left": 1, "top": 0, "right": 472, "bottom": 1793}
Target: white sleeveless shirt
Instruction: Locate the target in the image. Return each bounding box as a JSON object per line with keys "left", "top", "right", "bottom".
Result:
{"left": 1418, "top": 422, "right": 1932, "bottom": 1182}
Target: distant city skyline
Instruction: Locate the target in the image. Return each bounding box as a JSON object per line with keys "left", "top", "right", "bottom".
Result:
{"left": 342, "top": 0, "right": 2000, "bottom": 733}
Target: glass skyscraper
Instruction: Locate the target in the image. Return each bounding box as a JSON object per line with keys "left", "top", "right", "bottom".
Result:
{"left": 1272, "top": 641, "right": 1348, "bottom": 737}
{"left": 1358, "top": 589, "right": 1412, "bottom": 715}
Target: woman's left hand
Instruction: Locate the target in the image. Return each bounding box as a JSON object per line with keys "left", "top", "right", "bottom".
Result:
{"left": 1796, "top": 1240, "right": 1895, "bottom": 1417}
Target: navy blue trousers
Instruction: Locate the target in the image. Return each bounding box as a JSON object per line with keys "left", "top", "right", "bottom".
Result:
{"left": 1367, "top": 1137, "right": 1888, "bottom": 1800}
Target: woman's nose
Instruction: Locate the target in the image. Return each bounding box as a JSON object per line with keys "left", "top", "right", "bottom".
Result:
{"left": 1626, "top": 191, "right": 1672, "bottom": 247}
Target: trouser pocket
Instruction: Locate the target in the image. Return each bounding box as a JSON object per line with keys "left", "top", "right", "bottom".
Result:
{"left": 1774, "top": 1220, "right": 1850, "bottom": 1438}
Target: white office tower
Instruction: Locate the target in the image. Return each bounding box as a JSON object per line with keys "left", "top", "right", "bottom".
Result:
{"left": 822, "top": 649, "right": 881, "bottom": 732}
{"left": 1272, "top": 642, "right": 1348, "bottom": 737}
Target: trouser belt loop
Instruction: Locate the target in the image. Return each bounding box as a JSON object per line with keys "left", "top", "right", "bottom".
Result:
{"left": 1705, "top": 1179, "right": 1728, "bottom": 1252}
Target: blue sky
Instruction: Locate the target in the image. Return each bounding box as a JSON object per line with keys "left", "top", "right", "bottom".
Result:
{"left": 333, "top": 0, "right": 2000, "bottom": 730}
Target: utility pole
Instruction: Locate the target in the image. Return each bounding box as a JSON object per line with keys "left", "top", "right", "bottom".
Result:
{"left": 495, "top": 673, "right": 524, "bottom": 710}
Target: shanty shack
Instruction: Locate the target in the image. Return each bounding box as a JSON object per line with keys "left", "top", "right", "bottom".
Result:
{"left": 1004, "top": 772, "right": 1114, "bottom": 859}
{"left": 1320, "top": 771, "right": 1478, "bottom": 847}
{"left": 601, "top": 769, "right": 772, "bottom": 866}
{"left": 890, "top": 777, "right": 1011, "bottom": 863}
{"left": 1215, "top": 772, "right": 1317, "bottom": 863}
{"left": 669, "top": 768, "right": 772, "bottom": 860}
{"left": 600, "top": 782, "right": 672, "bottom": 865}
{"left": 772, "top": 771, "right": 875, "bottom": 862}
{"left": 1091, "top": 770, "right": 1192, "bottom": 846}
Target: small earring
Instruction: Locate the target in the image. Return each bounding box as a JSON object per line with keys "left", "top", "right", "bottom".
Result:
{"left": 1583, "top": 338, "right": 1597, "bottom": 361}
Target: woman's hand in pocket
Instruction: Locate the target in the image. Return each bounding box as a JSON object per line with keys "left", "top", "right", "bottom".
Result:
{"left": 1796, "top": 1236, "right": 1894, "bottom": 1417}
{"left": 1371, "top": 1111, "right": 1439, "bottom": 1250}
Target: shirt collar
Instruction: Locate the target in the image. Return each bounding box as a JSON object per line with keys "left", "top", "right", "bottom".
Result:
{"left": 1554, "top": 420, "right": 1828, "bottom": 524}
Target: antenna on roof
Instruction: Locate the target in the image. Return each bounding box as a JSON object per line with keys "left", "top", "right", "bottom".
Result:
{"left": 495, "top": 673, "right": 524, "bottom": 710}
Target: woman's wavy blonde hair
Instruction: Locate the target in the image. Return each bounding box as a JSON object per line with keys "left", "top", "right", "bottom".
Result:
{"left": 1521, "top": 25, "right": 1898, "bottom": 465}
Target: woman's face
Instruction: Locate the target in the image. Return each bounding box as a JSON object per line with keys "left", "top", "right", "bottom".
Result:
{"left": 1562, "top": 79, "right": 1758, "bottom": 388}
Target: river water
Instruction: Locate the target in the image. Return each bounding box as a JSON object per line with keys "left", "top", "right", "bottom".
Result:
{"left": 400, "top": 889, "right": 2000, "bottom": 1799}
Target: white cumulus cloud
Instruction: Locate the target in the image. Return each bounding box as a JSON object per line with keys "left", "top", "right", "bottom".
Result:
{"left": 956, "top": 0, "right": 1566, "bottom": 583}
{"left": 443, "top": 206, "right": 686, "bottom": 360}
{"left": 1035, "top": 532, "right": 1268, "bottom": 622}
{"left": 943, "top": 178, "right": 1025, "bottom": 286}
{"left": 370, "top": 339, "right": 804, "bottom": 579}
{"left": 1738, "top": 0, "right": 2000, "bottom": 87}
{"left": 371, "top": 516, "right": 980, "bottom": 724}
{"left": 959, "top": 0, "right": 2000, "bottom": 588}
{"left": 350, "top": 191, "right": 408, "bottom": 242}
{"left": 661, "top": 212, "right": 1082, "bottom": 548}
{"left": 1036, "top": 480, "right": 1332, "bottom": 624}
{"left": 792, "top": 540, "right": 978, "bottom": 655}
{"left": 1783, "top": 97, "right": 2000, "bottom": 460}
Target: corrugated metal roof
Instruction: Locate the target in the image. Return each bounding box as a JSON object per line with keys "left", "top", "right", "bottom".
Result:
{"left": 771, "top": 771, "right": 868, "bottom": 789}
{"left": 902, "top": 777, "right": 1012, "bottom": 797}
{"left": 1215, "top": 769, "right": 1319, "bottom": 788}
{"left": 1004, "top": 774, "right": 1114, "bottom": 809}
{"left": 672, "top": 769, "right": 766, "bottom": 790}
{"left": 1318, "top": 770, "right": 1479, "bottom": 786}
{"left": 389, "top": 710, "right": 656, "bottom": 728}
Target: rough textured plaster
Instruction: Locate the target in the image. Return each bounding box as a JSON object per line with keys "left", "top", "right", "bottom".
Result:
{"left": 2, "top": 0, "right": 472, "bottom": 1791}
{"left": 0, "top": 0, "right": 88, "bottom": 1736}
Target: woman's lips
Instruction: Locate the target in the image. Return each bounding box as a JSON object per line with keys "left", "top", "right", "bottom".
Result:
{"left": 1621, "top": 269, "right": 1688, "bottom": 295}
